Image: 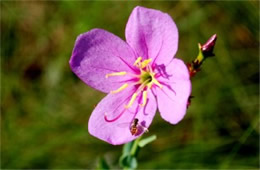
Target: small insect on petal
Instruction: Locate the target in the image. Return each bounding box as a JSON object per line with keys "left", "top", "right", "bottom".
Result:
{"left": 130, "top": 118, "right": 149, "bottom": 136}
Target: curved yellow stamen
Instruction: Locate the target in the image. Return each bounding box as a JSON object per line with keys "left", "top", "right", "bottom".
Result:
{"left": 152, "top": 78, "right": 163, "bottom": 89}
{"left": 106, "top": 71, "right": 127, "bottom": 78}
{"left": 125, "top": 92, "right": 138, "bottom": 109}
{"left": 110, "top": 83, "right": 128, "bottom": 94}
{"left": 147, "top": 83, "right": 153, "bottom": 89}
{"left": 140, "top": 90, "right": 148, "bottom": 107}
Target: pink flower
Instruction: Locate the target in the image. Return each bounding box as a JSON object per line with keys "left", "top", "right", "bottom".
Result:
{"left": 69, "top": 6, "right": 191, "bottom": 145}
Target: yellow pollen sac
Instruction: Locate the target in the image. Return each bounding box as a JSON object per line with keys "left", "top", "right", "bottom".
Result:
{"left": 134, "top": 57, "right": 142, "bottom": 66}
{"left": 133, "top": 57, "right": 153, "bottom": 69}
{"left": 105, "top": 71, "right": 127, "bottom": 78}
{"left": 125, "top": 92, "right": 138, "bottom": 109}
{"left": 141, "top": 59, "right": 152, "bottom": 68}
{"left": 140, "top": 90, "right": 148, "bottom": 107}
{"left": 110, "top": 83, "right": 128, "bottom": 94}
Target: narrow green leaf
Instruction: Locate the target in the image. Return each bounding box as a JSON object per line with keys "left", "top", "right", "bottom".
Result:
{"left": 138, "top": 135, "right": 157, "bottom": 148}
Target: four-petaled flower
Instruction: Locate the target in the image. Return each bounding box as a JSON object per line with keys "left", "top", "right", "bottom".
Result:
{"left": 69, "top": 6, "right": 191, "bottom": 145}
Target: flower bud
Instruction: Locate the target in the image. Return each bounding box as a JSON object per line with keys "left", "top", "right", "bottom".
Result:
{"left": 187, "top": 34, "right": 217, "bottom": 78}
{"left": 200, "top": 34, "right": 217, "bottom": 57}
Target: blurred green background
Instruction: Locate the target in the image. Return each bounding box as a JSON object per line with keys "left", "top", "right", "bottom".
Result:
{"left": 1, "top": 1, "right": 259, "bottom": 169}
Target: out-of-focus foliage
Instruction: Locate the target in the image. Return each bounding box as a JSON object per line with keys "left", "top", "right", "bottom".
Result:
{"left": 1, "top": 1, "right": 259, "bottom": 169}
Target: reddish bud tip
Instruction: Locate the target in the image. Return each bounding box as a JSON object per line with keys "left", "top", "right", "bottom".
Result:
{"left": 201, "top": 34, "right": 217, "bottom": 57}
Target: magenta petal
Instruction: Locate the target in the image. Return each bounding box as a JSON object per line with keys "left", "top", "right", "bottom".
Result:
{"left": 70, "top": 28, "right": 137, "bottom": 93}
{"left": 125, "top": 6, "right": 178, "bottom": 65}
{"left": 155, "top": 58, "right": 191, "bottom": 124}
{"left": 88, "top": 87, "right": 157, "bottom": 145}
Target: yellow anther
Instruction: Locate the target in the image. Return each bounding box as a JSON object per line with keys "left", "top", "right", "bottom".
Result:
{"left": 110, "top": 83, "right": 128, "bottom": 94}
{"left": 140, "top": 90, "right": 148, "bottom": 107}
{"left": 152, "top": 78, "right": 163, "bottom": 89}
{"left": 134, "top": 57, "right": 142, "bottom": 66}
{"left": 125, "top": 92, "right": 138, "bottom": 109}
{"left": 141, "top": 59, "right": 152, "bottom": 68}
{"left": 106, "top": 71, "right": 127, "bottom": 78}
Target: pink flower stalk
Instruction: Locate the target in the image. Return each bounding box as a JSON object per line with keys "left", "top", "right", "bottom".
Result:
{"left": 69, "top": 6, "right": 191, "bottom": 145}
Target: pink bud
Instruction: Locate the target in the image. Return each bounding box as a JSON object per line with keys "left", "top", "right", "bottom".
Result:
{"left": 201, "top": 34, "right": 217, "bottom": 57}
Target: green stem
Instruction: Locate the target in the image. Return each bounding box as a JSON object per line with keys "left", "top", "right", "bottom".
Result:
{"left": 130, "top": 136, "right": 142, "bottom": 156}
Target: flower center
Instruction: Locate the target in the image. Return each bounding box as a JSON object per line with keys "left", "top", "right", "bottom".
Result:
{"left": 104, "top": 57, "right": 163, "bottom": 122}
{"left": 140, "top": 72, "right": 153, "bottom": 84}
